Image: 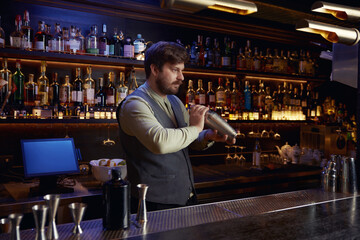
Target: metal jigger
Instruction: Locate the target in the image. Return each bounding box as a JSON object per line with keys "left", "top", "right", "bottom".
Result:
{"left": 8, "top": 213, "right": 23, "bottom": 240}
{"left": 0, "top": 218, "right": 10, "bottom": 234}
{"left": 32, "top": 205, "right": 48, "bottom": 240}
{"left": 44, "top": 194, "right": 60, "bottom": 240}
{"left": 68, "top": 203, "right": 87, "bottom": 235}
{"left": 136, "top": 184, "right": 149, "bottom": 224}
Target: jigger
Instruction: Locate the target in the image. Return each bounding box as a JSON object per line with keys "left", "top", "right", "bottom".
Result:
{"left": 44, "top": 194, "right": 60, "bottom": 240}
{"left": 136, "top": 184, "right": 149, "bottom": 224}
{"left": 32, "top": 205, "right": 48, "bottom": 240}
{"left": 68, "top": 203, "right": 87, "bottom": 234}
{"left": 0, "top": 218, "right": 10, "bottom": 234}
{"left": 8, "top": 213, "right": 23, "bottom": 240}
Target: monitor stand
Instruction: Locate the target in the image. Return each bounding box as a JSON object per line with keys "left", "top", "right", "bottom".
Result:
{"left": 29, "top": 176, "right": 74, "bottom": 197}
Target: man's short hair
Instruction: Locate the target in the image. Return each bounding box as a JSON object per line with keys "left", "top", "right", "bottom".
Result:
{"left": 144, "top": 41, "right": 189, "bottom": 78}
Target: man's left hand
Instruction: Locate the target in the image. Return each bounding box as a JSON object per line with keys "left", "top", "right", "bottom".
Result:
{"left": 205, "top": 129, "right": 236, "bottom": 145}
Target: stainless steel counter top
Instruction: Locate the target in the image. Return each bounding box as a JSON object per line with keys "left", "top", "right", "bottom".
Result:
{"left": 0, "top": 189, "right": 356, "bottom": 240}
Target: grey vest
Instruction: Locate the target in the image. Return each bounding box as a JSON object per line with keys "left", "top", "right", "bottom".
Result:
{"left": 117, "top": 90, "right": 195, "bottom": 205}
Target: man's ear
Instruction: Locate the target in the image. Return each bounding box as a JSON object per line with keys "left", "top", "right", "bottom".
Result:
{"left": 150, "top": 64, "right": 159, "bottom": 77}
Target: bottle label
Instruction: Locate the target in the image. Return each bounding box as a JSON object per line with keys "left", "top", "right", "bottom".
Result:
{"left": 85, "top": 89, "right": 95, "bottom": 104}
{"left": 69, "top": 39, "right": 80, "bottom": 53}
{"left": 99, "top": 42, "right": 109, "bottom": 55}
{"left": 109, "top": 45, "right": 115, "bottom": 55}
{"left": 87, "top": 48, "right": 99, "bottom": 54}
{"left": 107, "top": 95, "right": 115, "bottom": 105}
{"left": 221, "top": 57, "right": 231, "bottom": 67}
{"left": 10, "top": 37, "right": 22, "bottom": 48}
{"left": 199, "top": 94, "right": 206, "bottom": 105}
{"left": 23, "top": 40, "right": 32, "bottom": 49}
{"left": 134, "top": 42, "right": 145, "bottom": 54}
{"left": 216, "top": 91, "right": 225, "bottom": 103}
{"left": 253, "top": 152, "right": 261, "bottom": 166}
{"left": 34, "top": 40, "right": 45, "bottom": 50}
{"left": 0, "top": 38, "right": 4, "bottom": 45}
{"left": 187, "top": 94, "right": 195, "bottom": 105}
{"left": 60, "top": 90, "right": 67, "bottom": 103}
{"left": 209, "top": 95, "right": 215, "bottom": 104}
{"left": 124, "top": 45, "right": 134, "bottom": 58}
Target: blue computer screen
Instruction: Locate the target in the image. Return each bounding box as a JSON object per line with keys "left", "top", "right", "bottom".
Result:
{"left": 21, "top": 138, "right": 80, "bottom": 177}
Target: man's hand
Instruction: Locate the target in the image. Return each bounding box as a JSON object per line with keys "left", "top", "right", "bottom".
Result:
{"left": 189, "top": 105, "right": 209, "bottom": 133}
{"left": 205, "top": 129, "right": 236, "bottom": 145}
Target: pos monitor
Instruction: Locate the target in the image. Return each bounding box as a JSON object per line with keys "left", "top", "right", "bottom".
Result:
{"left": 21, "top": 138, "right": 80, "bottom": 196}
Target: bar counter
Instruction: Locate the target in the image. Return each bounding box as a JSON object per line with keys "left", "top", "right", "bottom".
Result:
{"left": 0, "top": 189, "right": 358, "bottom": 239}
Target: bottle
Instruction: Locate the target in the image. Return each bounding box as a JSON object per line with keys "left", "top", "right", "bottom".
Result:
{"left": 83, "top": 66, "right": 95, "bottom": 106}
{"left": 24, "top": 74, "right": 37, "bottom": 107}
{"left": 10, "top": 15, "right": 23, "bottom": 49}
{"left": 300, "top": 83, "right": 307, "bottom": 114}
{"left": 221, "top": 37, "right": 231, "bottom": 68}
{"left": 123, "top": 36, "right": 134, "bottom": 58}
{"left": 236, "top": 48, "right": 246, "bottom": 70}
{"left": 244, "top": 40, "right": 252, "bottom": 70}
{"left": 196, "top": 35, "right": 205, "bottom": 67}
{"left": 189, "top": 41, "right": 197, "bottom": 66}
{"left": 204, "top": 37, "right": 213, "bottom": 68}
{"left": 62, "top": 27, "right": 70, "bottom": 53}
{"left": 252, "top": 138, "right": 261, "bottom": 167}
{"left": 116, "top": 72, "right": 128, "bottom": 105}
{"left": 102, "top": 168, "right": 130, "bottom": 230}
{"left": 134, "top": 34, "right": 146, "bottom": 56}
{"left": 106, "top": 72, "right": 116, "bottom": 107}
{"left": 21, "top": 10, "right": 33, "bottom": 50}
{"left": 264, "top": 48, "right": 273, "bottom": 73}
{"left": 195, "top": 79, "right": 206, "bottom": 105}
{"left": 288, "top": 83, "right": 294, "bottom": 106}
{"left": 186, "top": 79, "right": 195, "bottom": 107}
{"left": 298, "top": 50, "right": 307, "bottom": 76}
{"left": 76, "top": 28, "right": 86, "bottom": 54}
{"left": 45, "top": 24, "right": 52, "bottom": 52}
{"left": 224, "top": 78, "right": 231, "bottom": 111}
{"left": 86, "top": 25, "right": 99, "bottom": 54}
{"left": 215, "top": 78, "right": 225, "bottom": 111}
{"left": 0, "top": 16, "right": 5, "bottom": 48}
{"left": 206, "top": 81, "right": 215, "bottom": 110}
{"left": 290, "top": 50, "right": 299, "bottom": 75}
{"left": 49, "top": 72, "right": 60, "bottom": 107}
{"left": 109, "top": 28, "right": 122, "bottom": 56}
{"left": 72, "top": 67, "right": 83, "bottom": 106}
{"left": 244, "top": 81, "right": 251, "bottom": 111}
{"left": 305, "top": 84, "right": 312, "bottom": 118}
{"left": 34, "top": 21, "right": 46, "bottom": 51}
{"left": 37, "top": 61, "right": 49, "bottom": 106}
{"left": 60, "top": 75, "right": 73, "bottom": 107}
{"left": 128, "top": 68, "right": 138, "bottom": 94}
{"left": 0, "top": 58, "right": 12, "bottom": 105}
{"left": 264, "top": 86, "right": 273, "bottom": 119}
{"left": 257, "top": 81, "right": 265, "bottom": 118}
{"left": 282, "top": 82, "right": 290, "bottom": 108}
{"left": 230, "top": 41, "right": 237, "bottom": 69}
{"left": 279, "top": 50, "right": 288, "bottom": 73}
{"left": 293, "top": 87, "right": 300, "bottom": 107}
{"left": 96, "top": 77, "right": 106, "bottom": 107}
{"left": 51, "top": 23, "right": 63, "bottom": 52}
{"left": 99, "top": 24, "right": 109, "bottom": 55}
{"left": 12, "top": 60, "right": 25, "bottom": 106}
{"left": 252, "top": 47, "right": 261, "bottom": 71}
{"left": 272, "top": 49, "right": 281, "bottom": 73}
{"left": 69, "top": 25, "right": 81, "bottom": 54}
{"left": 213, "top": 38, "right": 221, "bottom": 68}
{"left": 230, "top": 81, "right": 239, "bottom": 113}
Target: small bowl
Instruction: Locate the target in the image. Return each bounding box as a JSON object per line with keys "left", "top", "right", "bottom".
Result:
{"left": 90, "top": 159, "right": 127, "bottom": 182}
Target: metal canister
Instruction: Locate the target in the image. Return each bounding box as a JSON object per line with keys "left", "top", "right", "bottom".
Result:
{"left": 205, "top": 110, "right": 237, "bottom": 140}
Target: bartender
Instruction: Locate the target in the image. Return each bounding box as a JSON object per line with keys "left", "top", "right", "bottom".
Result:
{"left": 117, "top": 41, "right": 235, "bottom": 212}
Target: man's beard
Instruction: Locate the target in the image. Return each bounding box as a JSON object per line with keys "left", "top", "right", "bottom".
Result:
{"left": 155, "top": 75, "right": 182, "bottom": 95}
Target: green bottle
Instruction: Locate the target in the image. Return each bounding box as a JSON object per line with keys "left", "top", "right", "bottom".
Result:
{"left": 12, "top": 59, "right": 25, "bottom": 106}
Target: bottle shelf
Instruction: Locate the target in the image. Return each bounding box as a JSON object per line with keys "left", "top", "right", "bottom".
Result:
{"left": 0, "top": 48, "right": 327, "bottom": 83}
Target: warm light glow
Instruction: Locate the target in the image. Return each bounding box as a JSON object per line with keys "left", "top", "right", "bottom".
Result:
{"left": 296, "top": 19, "right": 360, "bottom": 46}
{"left": 311, "top": 1, "right": 360, "bottom": 21}
{"left": 244, "top": 75, "right": 307, "bottom": 83}
{"left": 183, "top": 70, "right": 237, "bottom": 78}
{"left": 208, "top": 1, "right": 257, "bottom": 15}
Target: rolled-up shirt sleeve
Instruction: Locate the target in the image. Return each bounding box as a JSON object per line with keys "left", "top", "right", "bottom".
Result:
{"left": 120, "top": 96, "right": 200, "bottom": 154}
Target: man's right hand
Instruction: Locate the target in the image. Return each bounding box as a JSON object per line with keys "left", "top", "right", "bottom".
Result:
{"left": 189, "top": 105, "right": 209, "bottom": 133}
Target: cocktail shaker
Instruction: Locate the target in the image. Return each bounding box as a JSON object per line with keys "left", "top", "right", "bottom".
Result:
{"left": 205, "top": 111, "right": 237, "bottom": 140}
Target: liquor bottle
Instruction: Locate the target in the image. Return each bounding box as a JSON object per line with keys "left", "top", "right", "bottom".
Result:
{"left": 106, "top": 72, "right": 116, "bottom": 107}
{"left": 213, "top": 38, "right": 221, "bottom": 68}
{"left": 21, "top": 10, "right": 33, "bottom": 50}
{"left": 51, "top": 23, "right": 63, "bottom": 52}
{"left": 195, "top": 79, "right": 206, "bottom": 105}
{"left": 289, "top": 50, "right": 299, "bottom": 75}
{"left": 224, "top": 78, "right": 231, "bottom": 109}
{"left": 221, "top": 37, "right": 231, "bottom": 68}
{"left": 272, "top": 49, "right": 281, "bottom": 73}
{"left": 252, "top": 138, "right": 261, "bottom": 167}
{"left": 44, "top": 24, "right": 52, "bottom": 52}
{"left": 279, "top": 50, "right": 288, "bottom": 74}
{"left": 230, "top": 81, "right": 239, "bottom": 112}
{"left": 99, "top": 24, "right": 109, "bottom": 55}
{"left": 49, "top": 72, "right": 60, "bottom": 107}
{"left": 123, "top": 36, "right": 134, "bottom": 58}
{"left": 257, "top": 81, "right": 266, "bottom": 118}
{"left": 236, "top": 48, "right": 246, "bottom": 70}
{"left": 0, "top": 58, "right": 12, "bottom": 105}
{"left": 83, "top": 66, "right": 95, "bottom": 106}
{"left": 128, "top": 68, "right": 138, "bottom": 94}
{"left": 134, "top": 34, "right": 146, "bottom": 56}
{"left": 244, "top": 40, "right": 252, "bottom": 70}
{"left": 189, "top": 41, "right": 197, "bottom": 66}
{"left": 298, "top": 50, "right": 307, "bottom": 76}
{"left": 305, "top": 50, "right": 315, "bottom": 77}
{"left": 293, "top": 87, "right": 300, "bottom": 107}
{"left": 10, "top": 15, "right": 23, "bottom": 49}
{"left": 204, "top": 37, "right": 214, "bottom": 68}
{"left": 24, "top": 74, "right": 37, "bottom": 107}
{"left": 0, "top": 16, "right": 5, "bottom": 48}
{"left": 37, "top": 61, "right": 49, "bottom": 106}
{"left": 252, "top": 47, "right": 261, "bottom": 72}
{"left": 102, "top": 168, "right": 130, "bottom": 230}
{"left": 215, "top": 78, "right": 225, "bottom": 111}
{"left": 60, "top": 75, "right": 73, "bottom": 107}
{"left": 251, "top": 84, "right": 258, "bottom": 111}
{"left": 230, "top": 41, "right": 237, "bottom": 69}
{"left": 72, "top": 67, "right": 83, "bottom": 106}
{"left": 116, "top": 72, "right": 128, "bottom": 105}
{"left": 264, "top": 86, "right": 273, "bottom": 119}
{"left": 86, "top": 25, "right": 99, "bottom": 54}
{"left": 76, "top": 28, "right": 86, "bottom": 54}
{"left": 288, "top": 83, "right": 294, "bottom": 106}
{"left": 118, "top": 31, "right": 125, "bottom": 56}
{"left": 34, "top": 21, "right": 46, "bottom": 51}
{"left": 109, "top": 28, "right": 122, "bottom": 56}
{"left": 186, "top": 79, "right": 195, "bottom": 107}
{"left": 12, "top": 60, "right": 25, "bottom": 106}
{"left": 282, "top": 82, "right": 290, "bottom": 108}
{"left": 196, "top": 35, "right": 205, "bottom": 67}
{"left": 305, "top": 84, "right": 312, "bottom": 118}
{"left": 69, "top": 25, "right": 81, "bottom": 54}
{"left": 62, "top": 27, "right": 70, "bottom": 53}
{"left": 273, "top": 84, "right": 283, "bottom": 110}
{"left": 300, "top": 83, "right": 307, "bottom": 113}
{"left": 206, "top": 81, "right": 216, "bottom": 110}
{"left": 96, "top": 77, "right": 106, "bottom": 107}
{"left": 244, "top": 81, "right": 251, "bottom": 111}
{"left": 264, "top": 48, "right": 273, "bottom": 73}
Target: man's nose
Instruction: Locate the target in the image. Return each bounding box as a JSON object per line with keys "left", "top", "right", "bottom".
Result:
{"left": 178, "top": 71, "right": 184, "bottom": 81}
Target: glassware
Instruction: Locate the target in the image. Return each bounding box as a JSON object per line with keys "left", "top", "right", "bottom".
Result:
{"left": 232, "top": 145, "right": 240, "bottom": 165}
{"left": 225, "top": 145, "right": 232, "bottom": 165}
{"left": 68, "top": 203, "right": 87, "bottom": 235}
{"left": 261, "top": 128, "right": 269, "bottom": 138}
{"left": 238, "top": 146, "right": 246, "bottom": 166}
{"left": 103, "top": 124, "right": 115, "bottom": 146}
{"left": 237, "top": 129, "right": 246, "bottom": 139}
